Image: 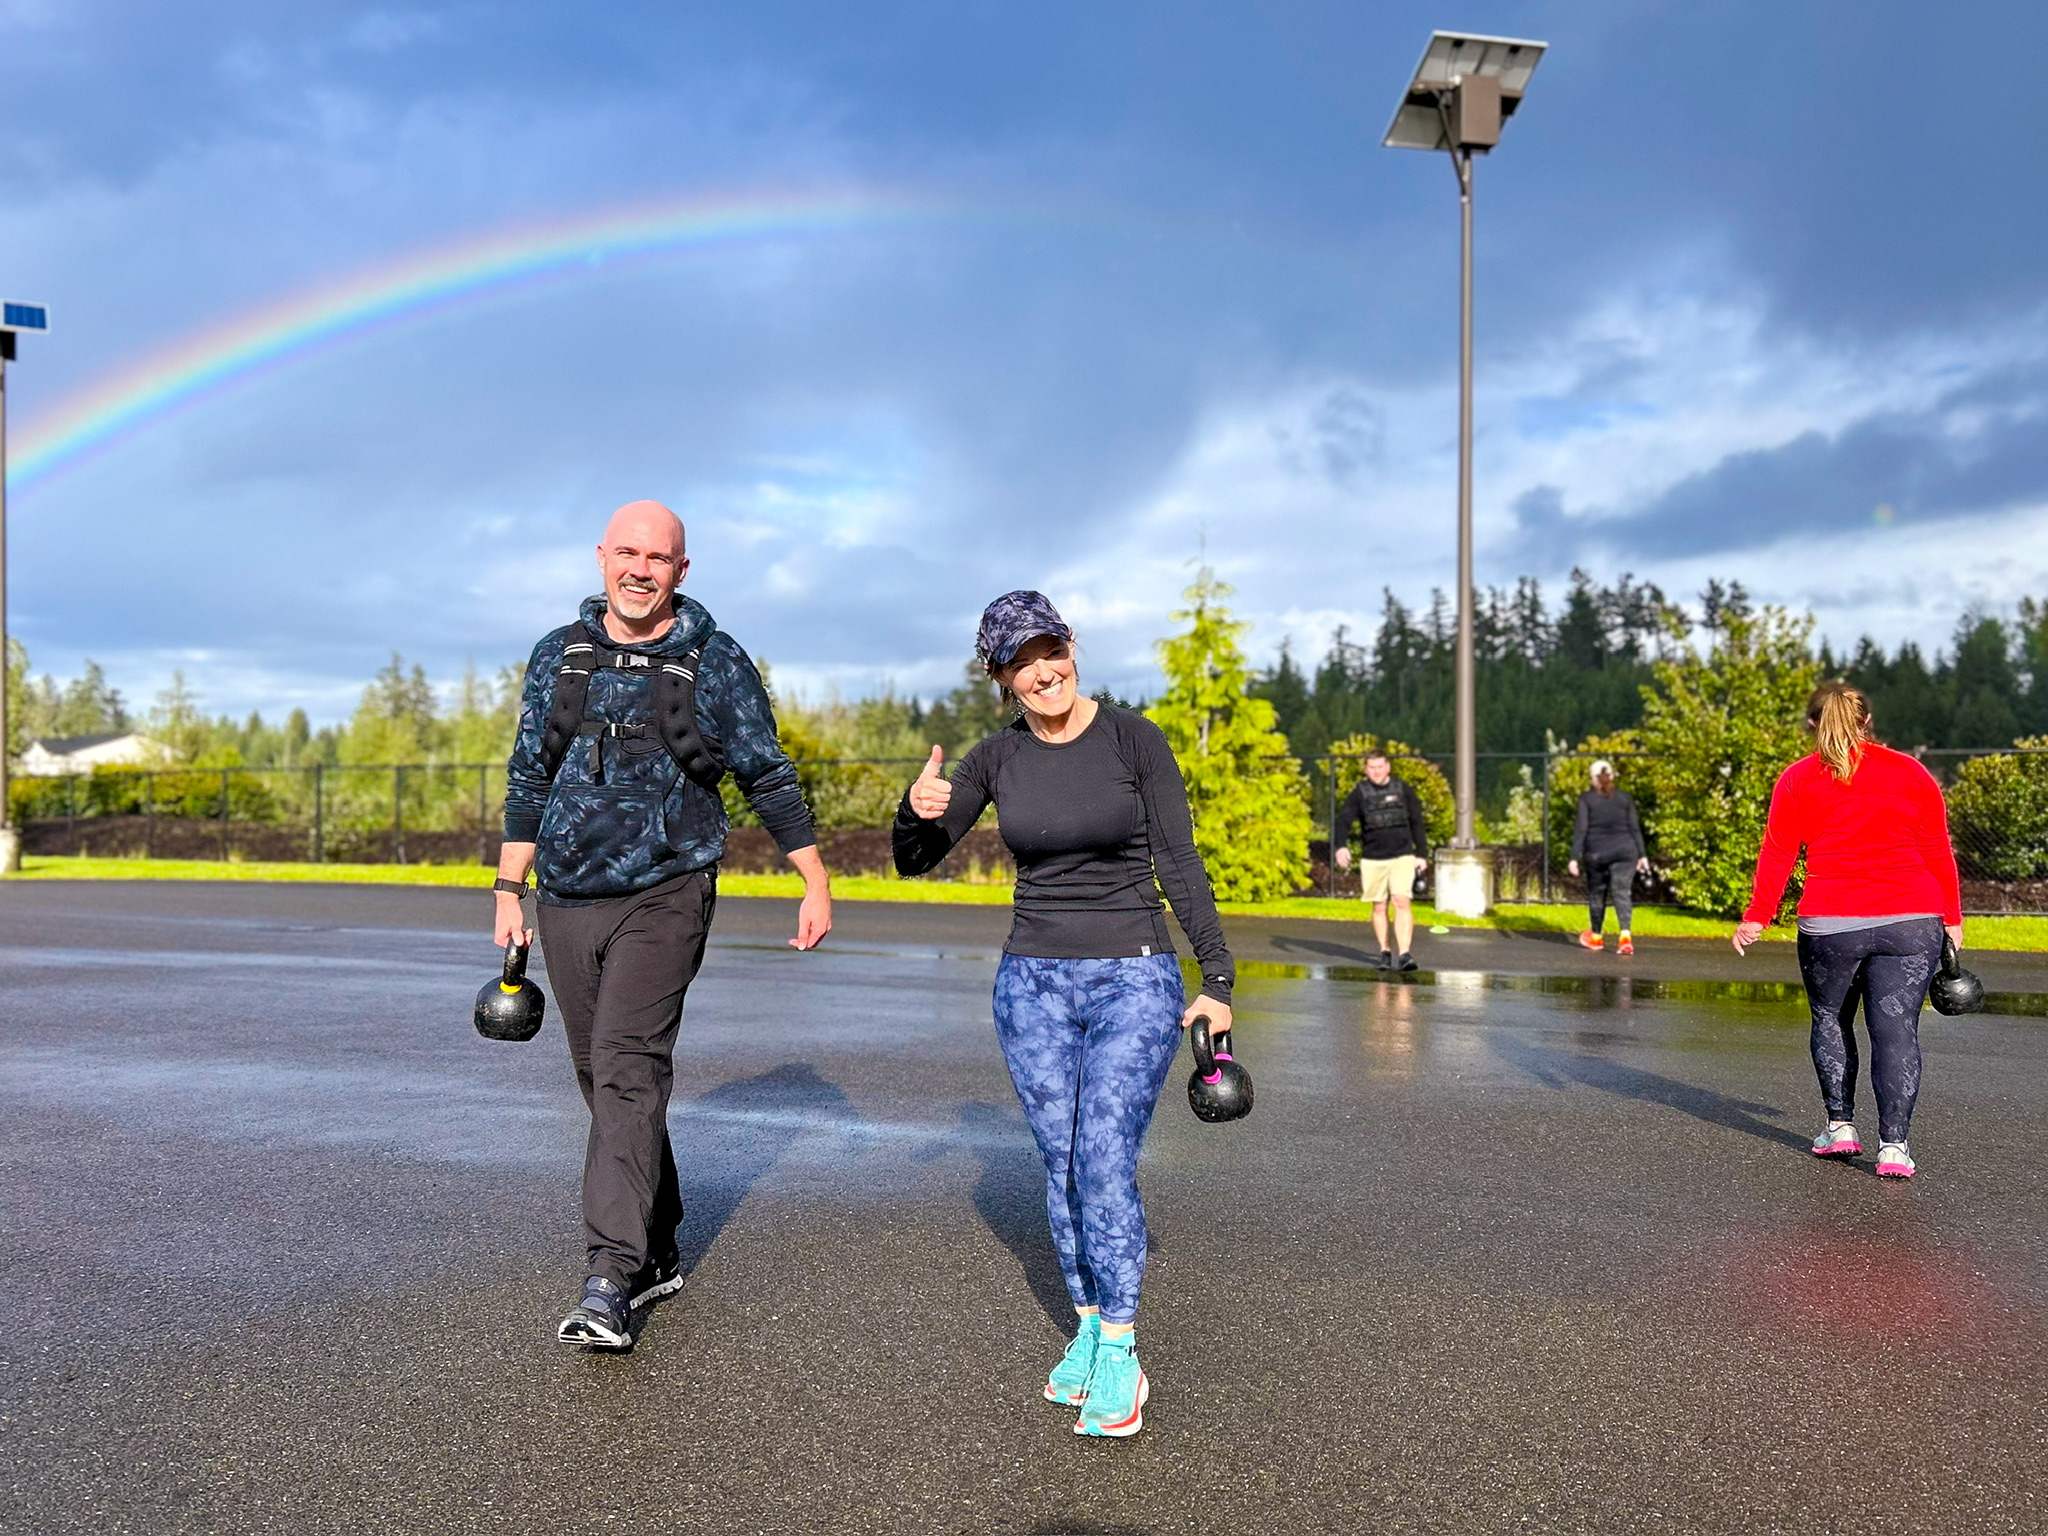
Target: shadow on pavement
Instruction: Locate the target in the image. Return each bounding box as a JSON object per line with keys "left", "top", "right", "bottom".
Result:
{"left": 1489, "top": 1033, "right": 1810, "bottom": 1153}
{"left": 1270, "top": 933, "right": 1383, "bottom": 966}
{"left": 958, "top": 1101, "right": 1077, "bottom": 1331}
{"left": 634, "top": 1062, "right": 855, "bottom": 1339}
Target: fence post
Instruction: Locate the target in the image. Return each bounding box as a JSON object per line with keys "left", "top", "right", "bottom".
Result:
{"left": 394, "top": 765, "right": 406, "bottom": 865}
{"left": 1540, "top": 755, "right": 1551, "bottom": 903}
{"left": 312, "top": 764, "right": 325, "bottom": 864}
{"left": 66, "top": 774, "right": 76, "bottom": 845}
{"left": 218, "top": 769, "right": 231, "bottom": 861}
{"left": 142, "top": 772, "right": 154, "bottom": 860}
{"left": 477, "top": 765, "right": 489, "bottom": 866}
{"left": 1325, "top": 758, "right": 1337, "bottom": 899}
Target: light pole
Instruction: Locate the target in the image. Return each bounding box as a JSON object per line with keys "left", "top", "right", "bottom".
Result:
{"left": 1383, "top": 31, "right": 1545, "bottom": 916}
{"left": 0, "top": 300, "right": 52, "bottom": 874}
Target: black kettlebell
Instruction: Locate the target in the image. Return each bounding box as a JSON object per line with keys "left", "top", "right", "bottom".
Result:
{"left": 1928, "top": 935, "right": 1985, "bottom": 1017}
{"left": 475, "top": 940, "right": 546, "bottom": 1042}
{"left": 1187, "top": 1016, "right": 1253, "bottom": 1124}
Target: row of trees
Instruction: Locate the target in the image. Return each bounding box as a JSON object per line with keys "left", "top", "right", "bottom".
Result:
{"left": 1250, "top": 573, "right": 2048, "bottom": 764}
{"left": 10, "top": 573, "right": 2048, "bottom": 907}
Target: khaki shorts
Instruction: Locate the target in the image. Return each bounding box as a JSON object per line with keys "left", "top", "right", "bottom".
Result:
{"left": 1357, "top": 854, "right": 1418, "bottom": 904}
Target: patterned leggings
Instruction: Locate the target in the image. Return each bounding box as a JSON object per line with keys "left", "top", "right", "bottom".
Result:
{"left": 1586, "top": 860, "right": 1636, "bottom": 932}
{"left": 1796, "top": 918, "right": 1941, "bottom": 1144}
{"left": 993, "top": 953, "right": 1186, "bottom": 1325}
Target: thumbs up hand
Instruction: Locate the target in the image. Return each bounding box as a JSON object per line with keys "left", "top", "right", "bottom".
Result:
{"left": 909, "top": 745, "right": 952, "bottom": 820}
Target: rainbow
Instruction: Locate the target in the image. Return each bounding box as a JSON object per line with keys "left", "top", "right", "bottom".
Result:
{"left": 11, "top": 186, "right": 938, "bottom": 493}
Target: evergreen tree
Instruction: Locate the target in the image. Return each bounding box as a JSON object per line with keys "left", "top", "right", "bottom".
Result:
{"left": 2019, "top": 598, "right": 2048, "bottom": 734}
{"left": 1250, "top": 641, "right": 1311, "bottom": 740}
{"left": 148, "top": 672, "right": 210, "bottom": 763}
{"left": 1946, "top": 614, "right": 2021, "bottom": 745}
{"left": 1556, "top": 569, "right": 1607, "bottom": 671}
{"left": 3, "top": 637, "right": 32, "bottom": 761}
{"left": 341, "top": 654, "right": 441, "bottom": 765}
{"left": 54, "top": 660, "right": 129, "bottom": 737}
{"left": 1148, "top": 568, "right": 1312, "bottom": 901}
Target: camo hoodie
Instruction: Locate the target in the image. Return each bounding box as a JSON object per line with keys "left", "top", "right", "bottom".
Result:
{"left": 503, "top": 594, "right": 814, "bottom": 903}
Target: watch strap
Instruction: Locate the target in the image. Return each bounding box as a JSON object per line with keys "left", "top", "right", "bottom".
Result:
{"left": 493, "top": 877, "right": 532, "bottom": 897}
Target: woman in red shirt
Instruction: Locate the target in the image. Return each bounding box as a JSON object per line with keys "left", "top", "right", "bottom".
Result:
{"left": 1732, "top": 682, "right": 1963, "bottom": 1179}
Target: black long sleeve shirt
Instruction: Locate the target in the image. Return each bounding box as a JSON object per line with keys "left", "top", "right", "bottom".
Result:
{"left": 891, "top": 704, "right": 1236, "bottom": 1004}
{"left": 1332, "top": 777, "right": 1427, "bottom": 860}
{"left": 1571, "top": 790, "right": 1646, "bottom": 866}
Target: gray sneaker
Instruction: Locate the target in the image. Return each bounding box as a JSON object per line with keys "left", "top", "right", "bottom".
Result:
{"left": 557, "top": 1275, "right": 634, "bottom": 1350}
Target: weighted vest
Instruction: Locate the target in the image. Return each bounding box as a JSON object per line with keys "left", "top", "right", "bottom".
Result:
{"left": 536, "top": 636, "right": 723, "bottom": 789}
{"left": 1362, "top": 782, "right": 1411, "bottom": 831}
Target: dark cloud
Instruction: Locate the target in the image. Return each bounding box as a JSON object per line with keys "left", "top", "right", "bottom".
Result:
{"left": 1523, "top": 370, "right": 2048, "bottom": 564}
{"left": 9, "top": 1, "right": 2048, "bottom": 720}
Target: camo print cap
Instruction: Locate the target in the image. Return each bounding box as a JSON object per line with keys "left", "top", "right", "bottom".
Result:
{"left": 974, "top": 590, "right": 1073, "bottom": 672}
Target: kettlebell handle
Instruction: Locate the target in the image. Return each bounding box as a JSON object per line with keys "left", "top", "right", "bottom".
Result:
{"left": 1191, "top": 1016, "right": 1235, "bottom": 1084}
{"left": 1940, "top": 934, "right": 1961, "bottom": 978}
{"left": 502, "top": 940, "right": 529, "bottom": 987}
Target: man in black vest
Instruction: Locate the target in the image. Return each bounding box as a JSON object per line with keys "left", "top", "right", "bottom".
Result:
{"left": 1332, "top": 749, "right": 1429, "bottom": 970}
{"left": 492, "top": 498, "right": 831, "bottom": 1350}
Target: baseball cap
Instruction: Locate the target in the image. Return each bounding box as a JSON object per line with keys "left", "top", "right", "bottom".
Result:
{"left": 974, "top": 590, "right": 1073, "bottom": 671}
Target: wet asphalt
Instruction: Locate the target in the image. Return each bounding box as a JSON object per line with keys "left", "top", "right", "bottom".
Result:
{"left": 2, "top": 881, "right": 2044, "bottom": 1536}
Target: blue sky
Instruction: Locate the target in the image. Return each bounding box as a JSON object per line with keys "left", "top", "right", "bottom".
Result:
{"left": 5, "top": 0, "right": 2046, "bottom": 725}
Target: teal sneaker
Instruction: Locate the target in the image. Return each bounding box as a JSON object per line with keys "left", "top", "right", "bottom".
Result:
{"left": 1074, "top": 1334, "right": 1148, "bottom": 1438}
{"left": 1044, "top": 1314, "right": 1101, "bottom": 1405}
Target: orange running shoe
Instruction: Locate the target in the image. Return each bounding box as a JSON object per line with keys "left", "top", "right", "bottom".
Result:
{"left": 1618, "top": 935, "right": 1635, "bottom": 956}
{"left": 1578, "top": 930, "right": 1604, "bottom": 951}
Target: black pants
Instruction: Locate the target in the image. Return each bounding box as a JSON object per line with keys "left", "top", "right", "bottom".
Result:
{"left": 1795, "top": 918, "right": 1939, "bottom": 1145}
{"left": 537, "top": 867, "right": 716, "bottom": 1286}
{"left": 1586, "top": 859, "right": 1636, "bottom": 932}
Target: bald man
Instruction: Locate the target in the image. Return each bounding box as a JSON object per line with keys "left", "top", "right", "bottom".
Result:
{"left": 494, "top": 500, "right": 832, "bottom": 1350}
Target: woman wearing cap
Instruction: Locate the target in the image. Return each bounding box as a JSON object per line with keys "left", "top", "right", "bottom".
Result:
{"left": 892, "top": 590, "right": 1236, "bottom": 1439}
{"left": 1568, "top": 760, "right": 1650, "bottom": 955}
{"left": 1732, "top": 681, "right": 1963, "bottom": 1179}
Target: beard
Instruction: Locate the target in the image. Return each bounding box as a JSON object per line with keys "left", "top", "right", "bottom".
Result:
{"left": 613, "top": 582, "right": 664, "bottom": 618}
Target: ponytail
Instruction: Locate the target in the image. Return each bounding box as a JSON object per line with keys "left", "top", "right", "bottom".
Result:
{"left": 1806, "top": 681, "right": 1873, "bottom": 783}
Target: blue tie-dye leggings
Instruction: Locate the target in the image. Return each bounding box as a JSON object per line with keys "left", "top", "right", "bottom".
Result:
{"left": 993, "top": 953, "right": 1187, "bottom": 1325}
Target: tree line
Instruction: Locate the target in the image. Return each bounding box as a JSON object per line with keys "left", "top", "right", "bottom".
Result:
{"left": 1250, "top": 572, "right": 2048, "bottom": 763}
{"left": 8, "top": 574, "right": 2047, "bottom": 778}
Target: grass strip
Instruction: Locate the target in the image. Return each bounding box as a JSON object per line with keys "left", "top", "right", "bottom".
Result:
{"left": 10, "top": 855, "right": 2046, "bottom": 950}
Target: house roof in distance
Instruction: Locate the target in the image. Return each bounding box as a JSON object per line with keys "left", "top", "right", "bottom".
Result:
{"left": 27, "top": 732, "right": 137, "bottom": 755}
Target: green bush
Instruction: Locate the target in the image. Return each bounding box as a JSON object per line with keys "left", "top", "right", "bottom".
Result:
{"left": 1632, "top": 609, "right": 1819, "bottom": 915}
{"left": 1544, "top": 730, "right": 1658, "bottom": 874}
{"left": 1946, "top": 739, "right": 2048, "bottom": 880}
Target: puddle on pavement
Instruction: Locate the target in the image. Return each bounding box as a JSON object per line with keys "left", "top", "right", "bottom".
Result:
{"left": 1220, "top": 958, "right": 2048, "bottom": 1019}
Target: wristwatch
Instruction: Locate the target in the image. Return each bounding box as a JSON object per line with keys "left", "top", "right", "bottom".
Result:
{"left": 493, "top": 877, "right": 532, "bottom": 897}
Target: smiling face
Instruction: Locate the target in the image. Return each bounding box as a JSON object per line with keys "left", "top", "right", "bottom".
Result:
{"left": 1365, "top": 755, "right": 1391, "bottom": 785}
{"left": 597, "top": 500, "right": 689, "bottom": 624}
{"left": 998, "top": 634, "right": 1079, "bottom": 719}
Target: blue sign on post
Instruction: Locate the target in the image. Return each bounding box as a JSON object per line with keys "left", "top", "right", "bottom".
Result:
{"left": 2, "top": 302, "right": 51, "bottom": 332}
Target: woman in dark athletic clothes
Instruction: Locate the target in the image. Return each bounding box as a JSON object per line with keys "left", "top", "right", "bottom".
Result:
{"left": 1733, "top": 682, "right": 1963, "bottom": 1178}
{"left": 893, "top": 590, "right": 1235, "bottom": 1439}
{"left": 1569, "top": 759, "right": 1650, "bottom": 954}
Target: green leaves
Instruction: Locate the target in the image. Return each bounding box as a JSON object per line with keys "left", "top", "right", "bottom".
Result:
{"left": 1632, "top": 609, "right": 1820, "bottom": 916}
{"left": 1147, "top": 568, "right": 1312, "bottom": 901}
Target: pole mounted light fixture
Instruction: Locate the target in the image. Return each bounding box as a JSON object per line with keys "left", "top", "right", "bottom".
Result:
{"left": 0, "top": 298, "right": 52, "bottom": 873}
{"left": 1381, "top": 30, "right": 1545, "bottom": 910}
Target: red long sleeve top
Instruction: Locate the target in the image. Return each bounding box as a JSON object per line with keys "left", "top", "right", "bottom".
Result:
{"left": 1744, "top": 744, "right": 1962, "bottom": 927}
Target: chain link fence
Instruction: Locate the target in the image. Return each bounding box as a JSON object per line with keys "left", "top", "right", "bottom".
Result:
{"left": 12, "top": 745, "right": 2046, "bottom": 914}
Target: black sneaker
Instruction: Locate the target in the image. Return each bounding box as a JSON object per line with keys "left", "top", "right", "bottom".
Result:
{"left": 1396, "top": 952, "right": 1419, "bottom": 972}
{"left": 1375, "top": 949, "right": 1394, "bottom": 970}
{"left": 557, "top": 1275, "right": 633, "bottom": 1350}
{"left": 628, "top": 1252, "right": 685, "bottom": 1308}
